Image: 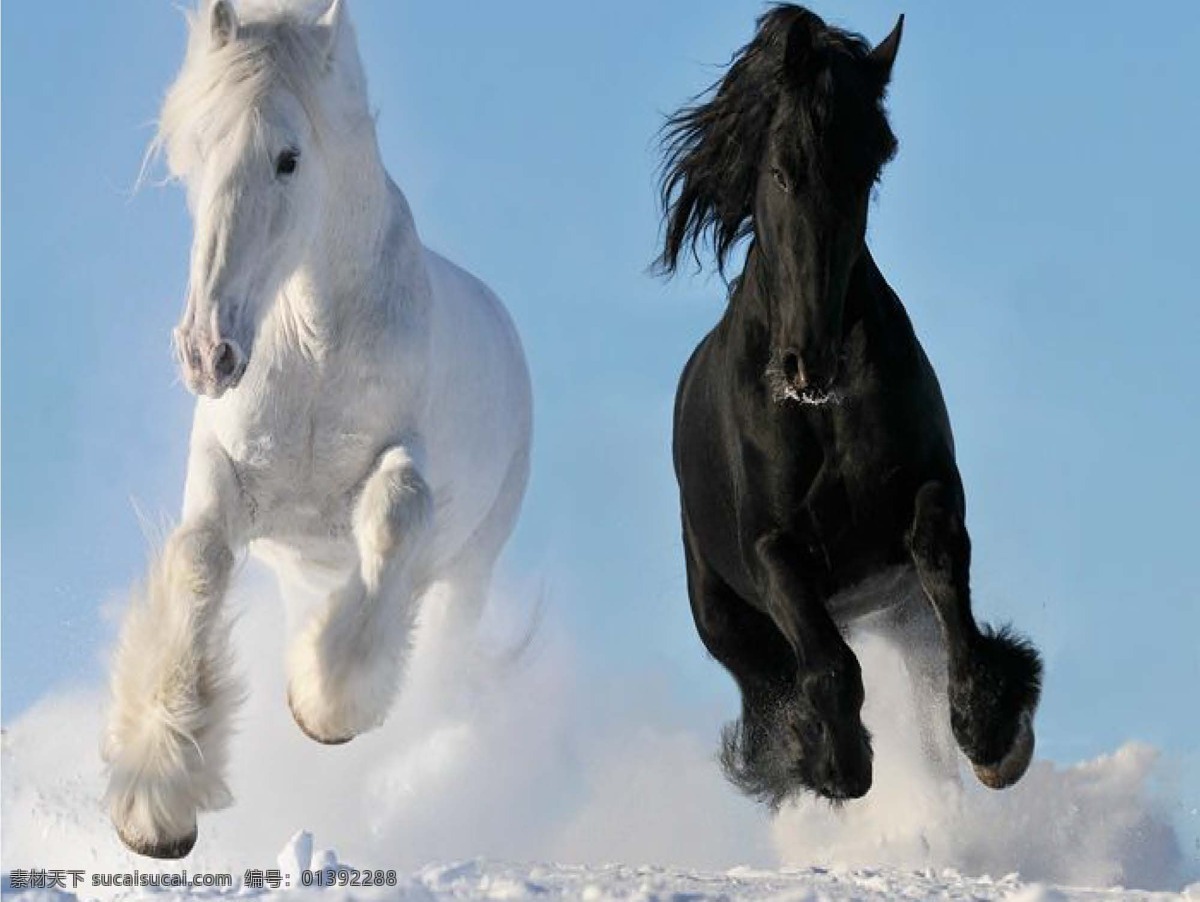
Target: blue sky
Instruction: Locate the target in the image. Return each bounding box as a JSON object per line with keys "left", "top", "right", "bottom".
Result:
{"left": 3, "top": 0, "right": 1198, "bottom": 851}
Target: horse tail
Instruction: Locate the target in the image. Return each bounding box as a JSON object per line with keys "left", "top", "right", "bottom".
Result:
{"left": 475, "top": 580, "right": 547, "bottom": 677}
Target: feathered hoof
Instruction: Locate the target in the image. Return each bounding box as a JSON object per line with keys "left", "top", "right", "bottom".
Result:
{"left": 116, "top": 821, "right": 198, "bottom": 860}
{"left": 972, "top": 710, "right": 1034, "bottom": 789}
{"left": 287, "top": 691, "right": 356, "bottom": 746}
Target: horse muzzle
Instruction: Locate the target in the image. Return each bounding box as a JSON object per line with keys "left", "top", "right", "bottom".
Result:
{"left": 174, "top": 327, "right": 248, "bottom": 399}
{"left": 771, "top": 346, "right": 842, "bottom": 406}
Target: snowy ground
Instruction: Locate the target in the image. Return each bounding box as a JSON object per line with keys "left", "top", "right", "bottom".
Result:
{"left": 4, "top": 570, "right": 1197, "bottom": 900}
{"left": 5, "top": 836, "right": 1199, "bottom": 902}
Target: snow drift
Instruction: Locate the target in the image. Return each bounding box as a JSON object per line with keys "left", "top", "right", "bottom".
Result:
{"left": 2, "top": 565, "right": 1195, "bottom": 896}
{"left": 772, "top": 633, "right": 1190, "bottom": 890}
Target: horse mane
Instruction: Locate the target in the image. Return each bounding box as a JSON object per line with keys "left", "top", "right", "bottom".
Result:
{"left": 153, "top": 1, "right": 365, "bottom": 181}
{"left": 656, "top": 4, "right": 896, "bottom": 276}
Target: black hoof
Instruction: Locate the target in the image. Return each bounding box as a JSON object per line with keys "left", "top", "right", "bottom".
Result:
{"left": 719, "top": 689, "right": 874, "bottom": 809}
{"left": 817, "top": 783, "right": 870, "bottom": 802}
{"left": 287, "top": 693, "right": 356, "bottom": 746}
{"left": 117, "top": 822, "right": 197, "bottom": 860}
{"left": 951, "top": 624, "right": 1042, "bottom": 774}
{"left": 973, "top": 710, "right": 1035, "bottom": 789}
{"left": 818, "top": 768, "right": 872, "bottom": 802}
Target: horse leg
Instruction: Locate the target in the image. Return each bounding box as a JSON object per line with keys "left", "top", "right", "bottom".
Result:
{"left": 103, "top": 444, "right": 246, "bottom": 859}
{"left": 753, "top": 531, "right": 874, "bottom": 801}
{"left": 419, "top": 446, "right": 529, "bottom": 646}
{"left": 286, "top": 446, "right": 432, "bottom": 744}
{"left": 907, "top": 480, "right": 1042, "bottom": 789}
{"left": 686, "top": 525, "right": 869, "bottom": 805}
{"left": 685, "top": 535, "right": 797, "bottom": 807}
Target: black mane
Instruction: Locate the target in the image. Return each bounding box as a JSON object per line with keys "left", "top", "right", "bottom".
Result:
{"left": 657, "top": 4, "right": 897, "bottom": 275}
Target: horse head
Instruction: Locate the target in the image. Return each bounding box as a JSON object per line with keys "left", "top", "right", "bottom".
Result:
{"left": 659, "top": 5, "right": 902, "bottom": 405}
{"left": 157, "top": 0, "right": 367, "bottom": 398}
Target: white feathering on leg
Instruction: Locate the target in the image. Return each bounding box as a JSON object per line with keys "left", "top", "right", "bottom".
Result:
{"left": 287, "top": 446, "right": 431, "bottom": 743}
{"left": 103, "top": 540, "right": 243, "bottom": 852}
{"left": 286, "top": 572, "right": 418, "bottom": 742}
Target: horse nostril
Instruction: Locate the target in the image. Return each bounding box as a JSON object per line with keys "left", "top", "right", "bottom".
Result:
{"left": 211, "top": 341, "right": 242, "bottom": 382}
{"left": 781, "top": 350, "right": 807, "bottom": 389}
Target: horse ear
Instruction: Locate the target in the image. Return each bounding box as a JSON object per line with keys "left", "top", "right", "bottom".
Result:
{"left": 784, "top": 13, "right": 824, "bottom": 84}
{"left": 318, "top": 0, "right": 346, "bottom": 62}
{"left": 870, "top": 14, "right": 905, "bottom": 83}
{"left": 209, "top": 0, "right": 238, "bottom": 50}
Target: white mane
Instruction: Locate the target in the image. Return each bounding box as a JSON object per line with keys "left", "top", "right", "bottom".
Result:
{"left": 154, "top": 0, "right": 368, "bottom": 180}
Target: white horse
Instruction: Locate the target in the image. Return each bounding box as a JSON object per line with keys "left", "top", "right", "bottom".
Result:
{"left": 103, "top": 0, "right": 532, "bottom": 859}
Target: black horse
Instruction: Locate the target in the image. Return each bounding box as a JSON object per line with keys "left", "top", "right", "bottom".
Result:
{"left": 659, "top": 5, "right": 1042, "bottom": 806}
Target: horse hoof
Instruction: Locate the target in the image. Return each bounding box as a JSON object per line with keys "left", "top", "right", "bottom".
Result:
{"left": 116, "top": 822, "right": 197, "bottom": 860}
{"left": 287, "top": 693, "right": 356, "bottom": 746}
{"left": 973, "top": 710, "right": 1034, "bottom": 789}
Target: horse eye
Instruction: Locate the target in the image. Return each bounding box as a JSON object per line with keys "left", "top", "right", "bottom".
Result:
{"left": 275, "top": 149, "right": 299, "bottom": 178}
{"left": 771, "top": 166, "right": 791, "bottom": 193}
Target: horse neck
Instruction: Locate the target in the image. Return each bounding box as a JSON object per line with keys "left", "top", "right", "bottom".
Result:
{"left": 280, "top": 119, "right": 422, "bottom": 339}
{"left": 725, "top": 243, "right": 778, "bottom": 352}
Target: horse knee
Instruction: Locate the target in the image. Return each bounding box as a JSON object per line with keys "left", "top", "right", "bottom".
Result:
{"left": 908, "top": 481, "right": 969, "bottom": 571}
{"left": 353, "top": 447, "right": 432, "bottom": 570}
{"left": 163, "top": 522, "right": 233, "bottom": 600}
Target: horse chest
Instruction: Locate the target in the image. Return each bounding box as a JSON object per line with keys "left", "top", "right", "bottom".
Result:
{"left": 748, "top": 403, "right": 918, "bottom": 586}
{"left": 215, "top": 372, "right": 403, "bottom": 537}
{"left": 235, "top": 408, "right": 376, "bottom": 481}
{"left": 774, "top": 403, "right": 900, "bottom": 509}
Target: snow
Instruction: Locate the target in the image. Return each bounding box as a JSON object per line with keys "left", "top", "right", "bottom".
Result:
{"left": 3, "top": 570, "right": 1197, "bottom": 900}
{"left": 5, "top": 839, "right": 1199, "bottom": 902}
